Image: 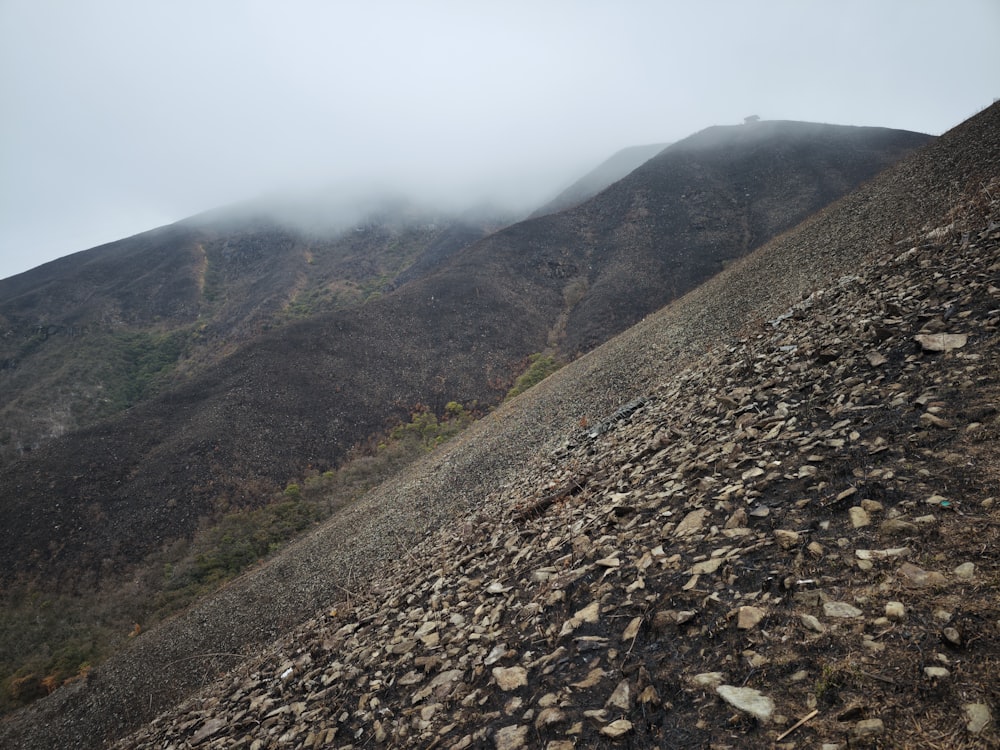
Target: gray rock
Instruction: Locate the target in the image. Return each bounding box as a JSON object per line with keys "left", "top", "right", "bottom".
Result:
{"left": 964, "top": 703, "right": 993, "bottom": 734}
{"left": 853, "top": 718, "right": 885, "bottom": 737}
{"left": 823, "top": 601, "right": 863, "bottom": 618}
{"left": 716, "top": 685, "right": 775, "bottom": 721}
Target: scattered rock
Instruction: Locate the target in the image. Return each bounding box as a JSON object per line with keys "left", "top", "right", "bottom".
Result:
{"left": 823, "top": 601, "right": 863, "bottom": 618}
{"left": 880, "top": 519, "right": 918, "bottom": 537}
{"left": 853, "top": 718, "right": 885, "bottom": 737}
{"left": 716, "top": 685, "right": 775, "bottom": 722}
{"left": 494, "top": 724, "right": 528, "bottom": 750}
{"left": 737, "top": 606, "right": 766, "bottom": 629}
{"left": 775, "top": 530, "right": 800, "bottom": 549}
{"left": 915, "top": 333, "right": 968, "bottom": 352}
{"left": 492, "top": 666, "right": 528, "bottom": 691}
{"left": 600, "top": 719, "right": 633, "bottom": 738}
{"left": 954, "top": 562, "right": 976, "bottom": 580}
{"left": 898, "top": 562, "right": 947, "bottom": 587}
{"left": 942, "top": 627, "right": 962, "bottom": 646}
{"left": 675, "top": 508, "right": 709, "bottom": 536}
{"left": 605, "top": 680, "right": 632, "bottom": 711}
{"left": 964, "top": 703, "right": 993, "bottom": 734}
{"left": 691, "top": 672, "right": 725, "bottom": 688}
{"left": 885, "top": 602, "right": 906, "bottom": 620}
{"left": 848, "top": 507, "right": 870, "bottom": 528}
{"left": 800, "top": 614, "right": 826, "bottom": 633}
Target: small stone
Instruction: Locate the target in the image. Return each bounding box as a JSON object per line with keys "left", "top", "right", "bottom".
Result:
{"left": 190, "top": 719, "right": 226, "bottom": 744}
{"left": 716, "top": 685, "right": 775, "bottom": 721}
{"left": 823, "top": 601, "right": 863, "bottom": 618}
{"left": 493, "top": 666, "right": 528, "bottom": 691}
{"left": 575, "top": 601, "right": 600, "bottom": 623}
{"left": 534, "top": 707, "right": 566, "bottom": 729}
{"left": 853, "top": 718, "right": 885, "bottom": 737}
{"left": 898, "top": 562, "right": 947, "bottom": 587}
{"left": 800, "top": 614, "right": 826, "bottom": 633}
{"left": 943, "top": 627, "right": 961, "bottom": 646}
{"left": 885, "top": 602, "right": 906, "bottom": 620}
{"left": 600, "top": 719, "right": 633, "bottom": 738}
{"left": 675, "top": 508, "right": 709, "bottom": 536}
{"left": 923, "top": 666, "right": 950, "bottom": 679}
{"left": 775, "top": 530, "right": 800, "bottom": 549}
{"left": 690, "top": 557, "right": 724, "bottom": 575}
{"left": 737, "top": 606, "right": 766, "bottom": 629}
{"left": 486, "top": 582, "right": 511, "bottom": 595}
{"left": 867, "top": 351, "right": 888, "bottom": 366}
{"left": 855, "top": 547, "right": 910, "bottom": 560}
{"left": 920, "top": 413, "right": 952, "bottom": 428}
{"left": 605, "top": 680, "right": 632, "bottom": 711}
{"left": 848, "top": 506, "right": 870, "bottom": 528}
{"left": 484, "top": 644, "right": 508, "bottom": 666}
{"left": 494, "top": 724, "right": 528, "bottom": 750}
{"left": 964, "top": 703, "right": 993, "bottom": 734}
{"left": 691, "top": 672, "right": 724, "bottom": 688}
{"left": 915, "top": 333, "right": 967, "bottom": 352}
{"left": 638, "top": 685, "right": 661, "bottom": 705}
{"left": 571, "top": 668, "right": 606, "bottom": 689}
{"left": 622, "top": 616, "right": 642, "bottom": 641}
{"left": 880, "top": 519, "right": 918, "bottom": 537}
{"left": 953, "top": 562, "right": 975, "bottom": 580}
{"left": 725, "top": 508, "right": 747, "bottom": 529}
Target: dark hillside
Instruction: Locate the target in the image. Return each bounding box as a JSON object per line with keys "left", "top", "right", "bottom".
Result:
{"left": 1, "top": 101, "right": 994, "bottom": 750}
{"left": 0, "top": 206, "right": 505, "bottom": 463}
{"left": 531, "top": 142, "right": 670, "bottom": 216}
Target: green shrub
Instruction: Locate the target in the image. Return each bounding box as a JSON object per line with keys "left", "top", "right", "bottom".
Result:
{"left": 506, "top": 353, "right": 562, "bottom": 400}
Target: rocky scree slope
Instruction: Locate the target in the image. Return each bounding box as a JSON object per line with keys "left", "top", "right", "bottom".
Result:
{"left": 112, "top": 164, "right": 1000, "bottom": 749}
{"left": 0, "top": 106, "right": 989, "bottom": 749}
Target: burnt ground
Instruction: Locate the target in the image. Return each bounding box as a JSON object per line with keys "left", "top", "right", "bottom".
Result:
{"left": 106, "top": 193, "right": 1000, "bottom": 749}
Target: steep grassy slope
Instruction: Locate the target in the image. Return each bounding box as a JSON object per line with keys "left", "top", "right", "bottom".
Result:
{"left": 1, "top": 104, "right": 993, "bottom": 749}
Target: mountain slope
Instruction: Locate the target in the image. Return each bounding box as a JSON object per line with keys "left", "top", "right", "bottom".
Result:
{"left": 531, "top": 142, "right": 670, "bottom": 216}
{"left": 0, "top": 200, "right": 508, "bottom": 464}
{"left": 2, "top": 104, "right": 995, "bottom": 749}
{"left": 0, "top": 122, "right": 932, "bottom": 597}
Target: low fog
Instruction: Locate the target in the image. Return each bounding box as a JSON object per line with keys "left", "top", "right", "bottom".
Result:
{"left": 1, "top": 0, "right": 998, "bottom": 280}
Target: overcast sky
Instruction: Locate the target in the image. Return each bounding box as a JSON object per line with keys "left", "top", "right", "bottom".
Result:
{"left": 1, "top": 1, "right": 997, "bottom": 281}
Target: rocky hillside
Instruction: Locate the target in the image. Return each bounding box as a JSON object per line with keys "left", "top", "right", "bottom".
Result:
{"left": 0, "top": 121, "right": 929, "bottom": 597}
{"left": 2, "top": 104, "right": 995, "bottom": 749}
